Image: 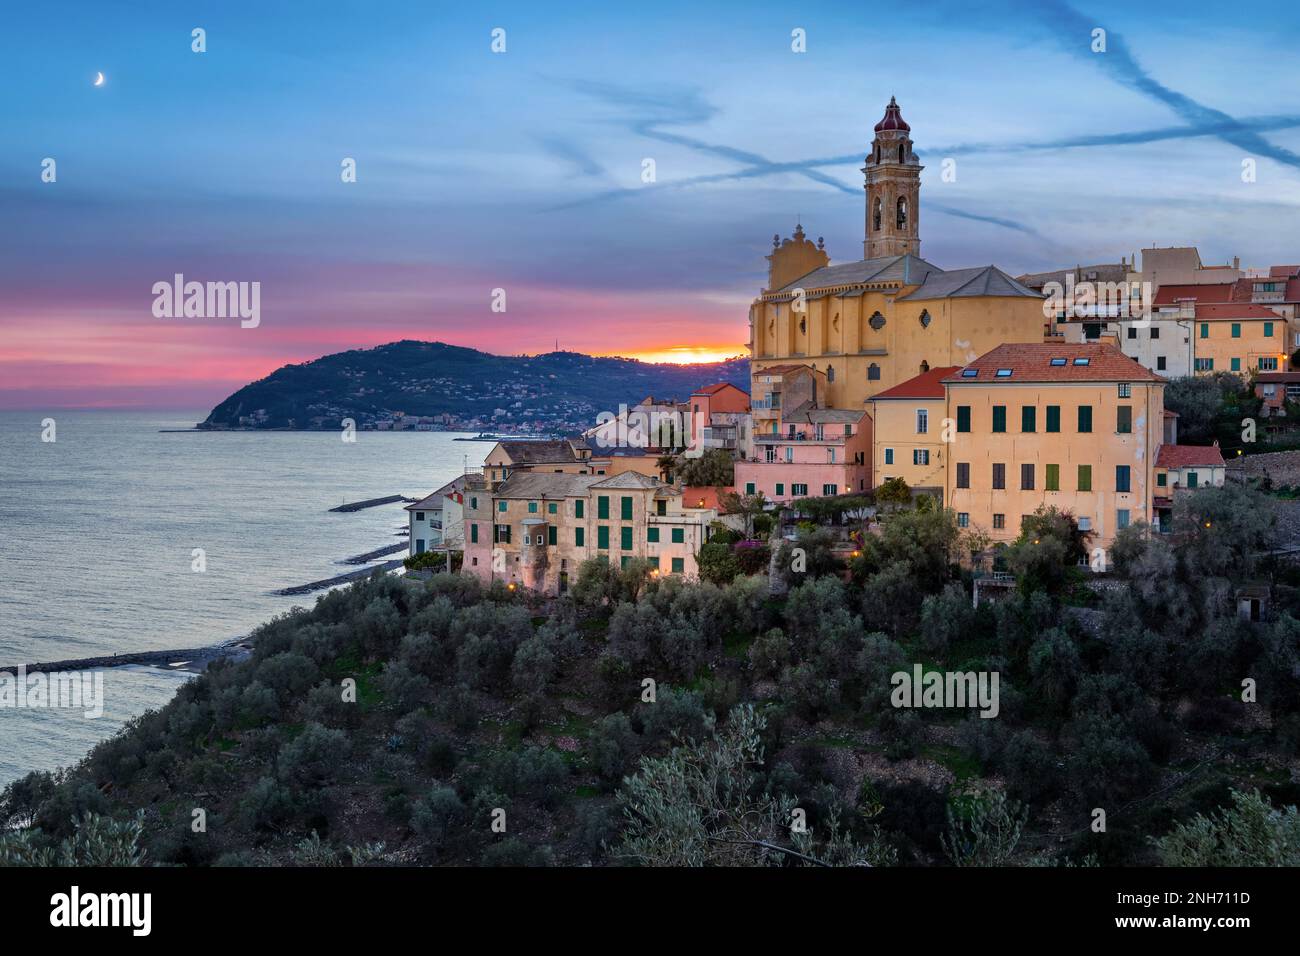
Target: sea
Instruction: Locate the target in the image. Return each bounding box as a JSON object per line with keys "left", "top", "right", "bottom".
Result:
{"left": 0, "top": 410, "right": 488, "bottom": 787}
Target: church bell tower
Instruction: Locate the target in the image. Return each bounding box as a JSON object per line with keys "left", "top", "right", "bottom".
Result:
{"left": 862, "top": 96, "right": 923, "bottom": 259}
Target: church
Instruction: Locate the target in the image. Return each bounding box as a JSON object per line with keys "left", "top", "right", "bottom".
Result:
{"left": 748, "top": 97, "right": 1047, "bottom": 416}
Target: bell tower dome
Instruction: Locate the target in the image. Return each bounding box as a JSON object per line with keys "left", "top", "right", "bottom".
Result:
{"left": 862, "top": 96, "right": 923, "bottom": 259}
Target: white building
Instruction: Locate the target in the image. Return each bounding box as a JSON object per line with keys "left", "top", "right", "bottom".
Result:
{"left": 1060, "top": 315, "right": 1194, "bottom": 379}
{"left": 405, "top": 473, "right": 485, "bottom": 557}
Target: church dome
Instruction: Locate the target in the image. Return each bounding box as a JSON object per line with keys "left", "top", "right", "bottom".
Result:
{"left": 874, "top": 96, "right": 910, "bottom": 132}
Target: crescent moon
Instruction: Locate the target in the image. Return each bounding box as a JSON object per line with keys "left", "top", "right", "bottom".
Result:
{"left": 94, "top": 72, "right": 104, "bottom": 86}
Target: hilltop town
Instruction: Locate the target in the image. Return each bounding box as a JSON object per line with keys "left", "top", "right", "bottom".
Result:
{"left": 406, "top": 97, "right": 1300, "bottom": 584}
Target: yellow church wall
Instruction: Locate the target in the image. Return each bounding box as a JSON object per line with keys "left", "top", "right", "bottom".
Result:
{"left": 751, "top": 294, "right": 1046, "bottom": 409}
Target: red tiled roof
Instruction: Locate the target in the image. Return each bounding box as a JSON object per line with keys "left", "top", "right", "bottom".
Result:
{"left": 1192, "top": 303, "right": 1285, "bottom": 320}
{"left": 868, "top": 366, "right": 960, "bottom": 400}
{"left": 1269, "top": 265, "right": 1300, "bottom": 278}
{"left": 943, "top": 343, "right": 1162, "bottom": 384}
{"left": 1157, "top": 444, "right": 1225, "bottom": 469}
{"left": 693, "top": 382, "right": 745, "bottom": 396}
{"left": 1255, "top": 372, "right": 1300, "bottom": 384}
{"left": 1152, "top": 282, "right": 1236, "bottom": 306}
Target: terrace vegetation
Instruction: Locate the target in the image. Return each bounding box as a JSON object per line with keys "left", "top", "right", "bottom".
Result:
{"left": 3, "top": 481, "right": 1300, "bottom": 867}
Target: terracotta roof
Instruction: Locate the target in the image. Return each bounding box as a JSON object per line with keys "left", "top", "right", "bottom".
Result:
{"left": 869, "top": 366, "right": 961, "bottom": 400}
{"left": 1269, "top": 265, "right": 1300, "bottom": 278}
{"left": 943, "top": 343, "right": 1163, "bottom": 384}
{"left": 1255, "top": 372, "right": 1300, "bottom": 384}
{"left": 1157, "top": 444, "right": 1225, "bottom": 469}
{"left": 754, "top": 363, "right": 815, "bottom": 376}
{"left": 1152, "top": 282, "right": 1236, "bottom": 306}
{"left": 692, "top": 382, "right": 746, "bottom": 397}
{"left": 1191, "top": 303, "right": 1284, "bottom": 320}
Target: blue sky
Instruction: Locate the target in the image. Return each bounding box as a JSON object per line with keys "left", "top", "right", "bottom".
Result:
{"left": 1, "top": 0, "right": 1298, "bottom": 407}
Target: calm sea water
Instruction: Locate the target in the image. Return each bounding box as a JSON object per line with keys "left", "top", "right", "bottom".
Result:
{"left": 0, "top": 411, "right": 487, "bottom": 786}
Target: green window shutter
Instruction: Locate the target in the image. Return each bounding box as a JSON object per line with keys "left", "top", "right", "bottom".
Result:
{"left": 620, "top": 526, "right": 633, "bottom": 550}
{"left": 956, "top": 406, "right": 971, "bottom": 432}
{"left": 1265, "top": 322, "right": 1274, "bottom": 337}
{"left": 1231, "top": 323, "right": 1241, "bottom": 338}
{"left": 470, "top": 523, "right": 478, "bottom": 543}
{"left": 671, "top": 557, "right": 684, "bottom": 573}
{"left": 775, "top": 483, "right": 784, "bottom": 496}
{"left": 1232, "top": 358, "right": 1241, "bottom": 372}
{"left": 1045, "top": 464, "right": 1059, "bottom": 491}
{"left": 575, "top": 499, "right": 584, "bottom": 518}
{"left": 498, "top": 500, "right": 508, "bottom": 512}
{"left": 1045, "top": 406, "right": 1060, "bottom": 432}
{"left": 575, "top": 527, "right": 585, "bottom": 547}
{"left": 621, "top": 496, "right": 633, "bottom": 520}
{"left": 548, "top": 502, "right": 557, "bottom": 514}
{"left": 1078, "top": 464, "right": 1091, "bottom": 492}
{"left": 1117, "top": 406, "right": 1132, "bottom": 434}
{"left": 597, "top": 526, "right": 609, "bottom": 549}
{"left": 1157, "top": 472, "right": 1167, "bottom": 487}
{"left": 1187, "top": 471, "right": 1198, "bottom": 488}
{"left": 745, "top": 482, "right": 756, "bottom": 495}
{"left": 671, "top": 528, "right": 684, "bottom": 544}
{"left": 992, "top": 406, "right": 1006, "bottom": 433}
{"left": 1116, "top": 465, "right": 1131, "bottom": 492}
{"left": 1021, "top": 406, "right": 1036, "bottom": 432}
{"left": 547, "top": 526, "right": 557, "bottom": 546}
{"left": 1078, "top": 405, "right": 1092, "bottom": 433}
{"left": 528, "top": 501, "right": 537, "bottom": 513}
{"left": 1200, "top": 323, "right": 1208, "bottom": 338}
{"left": 597, "top": 496, "right": 609, "bottom": 519}
{"left": 647, "top": 527, "right": 659, "bottom": 543}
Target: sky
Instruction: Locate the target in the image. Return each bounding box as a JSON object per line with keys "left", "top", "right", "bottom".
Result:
{"left": 1, "top": 0, "right": 1298, "bottom": 410}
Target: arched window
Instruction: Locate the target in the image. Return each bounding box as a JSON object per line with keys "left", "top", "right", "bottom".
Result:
{"left": 867, "top": 363, "right": 881, "bottom": 381}
{"left": 869, "top": 311, "right": 886, "bottom": 331}
{"left": 919, "top": 309, "right": 931, "bottom": 328}
{"left": 898, "top": 143, "right": 905, "bottom": 163}
{"left": 827, "top": 365, "right": 835, "bottom": 383}
{"left": 919, "top": 360, "right": 930, "bottom": 373}
{"left": 875, "top": 145, "right": 881, "bottom": 164}
{"left": 799, "top": 317, "right": 806, "bottom": 335}
{"left": 896, "top": 197, "right": 908, "bottom": 229}
{"left": 872, "top": 197, "right": 882, "bottom": 232}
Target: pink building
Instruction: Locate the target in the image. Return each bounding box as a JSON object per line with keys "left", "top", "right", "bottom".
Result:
{"left": 734, "top": 407, "right": 871, "bottom": 504}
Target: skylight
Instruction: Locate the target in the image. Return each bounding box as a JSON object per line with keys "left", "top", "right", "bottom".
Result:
{"left": 961, "top": 369, "right": 978, "bottom": 378}
{"left": 995, "top": 369, "right": 1013, "bottom": 377}
{"left": 1049, "top": 358, "right": 1067, "bottom": 366}
{"left": 1072, "top": 358, "right": 1090, "bottom": 366}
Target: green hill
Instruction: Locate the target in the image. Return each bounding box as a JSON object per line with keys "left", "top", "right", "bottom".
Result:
{"left": 201, "top": 341, "right": 750, "bottom": 431}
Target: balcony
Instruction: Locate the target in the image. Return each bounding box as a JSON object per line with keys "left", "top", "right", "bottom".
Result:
{"left": 754, "top": 432, "right": 836, "bottom": 444}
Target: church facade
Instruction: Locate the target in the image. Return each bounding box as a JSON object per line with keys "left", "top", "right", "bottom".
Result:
{"left": 748, "top": 98, "right": 1049, "bottom": 417}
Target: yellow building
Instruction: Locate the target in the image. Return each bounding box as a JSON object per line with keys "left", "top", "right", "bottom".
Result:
{"left": 748, "top": 98, "right": 1047, "bottom": 409}
{"left": 461, "top": 471, "right": 717, "bottom": 594}
{"left": 942, "top": 343, "right": 1165, "bottom": 555}
{"left": 1188, "top": 304, "right": 1288, "bottom": 375}
{"left": 865, "top": 365, "right": 960, "bottom": 495}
